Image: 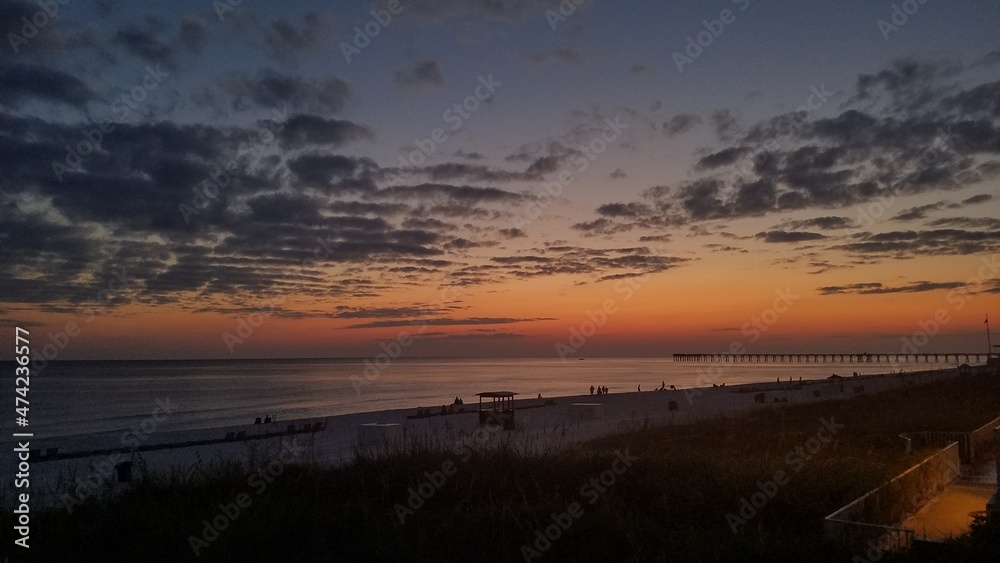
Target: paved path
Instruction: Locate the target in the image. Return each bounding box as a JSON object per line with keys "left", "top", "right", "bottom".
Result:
{"left": 903, "top": 459, "right": 997, "bottom": 541}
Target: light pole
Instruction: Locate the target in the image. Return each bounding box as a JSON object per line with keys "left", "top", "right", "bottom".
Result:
{"left": 988, "top": 315, "right": 993, "bottom": 356}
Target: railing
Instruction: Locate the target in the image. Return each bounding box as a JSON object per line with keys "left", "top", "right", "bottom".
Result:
{"left": 824, "top": 442, "right": 961, "bottom": 553}
{"left": 823, "top": 520, "right": 913, "bottom": 555}
{"left": 900, "top": 415, "right": 1000, "bottom": 463}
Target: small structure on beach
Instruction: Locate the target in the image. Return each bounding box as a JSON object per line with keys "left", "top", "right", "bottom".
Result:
{"left": 476, "top": 391, "right": 517, "bottom": 430}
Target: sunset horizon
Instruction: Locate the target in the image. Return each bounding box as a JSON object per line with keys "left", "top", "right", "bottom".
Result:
{"left": 2, "top": 2, "right": 999, "bottom": 361}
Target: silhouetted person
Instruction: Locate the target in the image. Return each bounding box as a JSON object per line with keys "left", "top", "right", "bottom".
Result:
{"left": 254, "top": 417, "right": 262, "bottom": 425}
{"left": 590, "top": 385, "right": 595, "bottom": 395}
{"left": 264, "top": 415, "right": 272, "bottom": 424}
{"left": 638, "top": 385, "right": 641, "bottom": 392}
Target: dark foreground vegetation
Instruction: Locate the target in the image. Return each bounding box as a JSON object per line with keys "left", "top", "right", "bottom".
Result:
{"left": 3, "top": 371, "right": 999, "bottom": 562}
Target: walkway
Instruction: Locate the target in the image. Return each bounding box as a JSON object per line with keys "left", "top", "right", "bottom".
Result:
{"left": 903, "top": 459, "right": 997, "bottom": 541}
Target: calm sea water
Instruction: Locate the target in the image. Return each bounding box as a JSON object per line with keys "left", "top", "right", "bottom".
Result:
{"left": 0, "top": 357, "right": 957, "bottom": 438}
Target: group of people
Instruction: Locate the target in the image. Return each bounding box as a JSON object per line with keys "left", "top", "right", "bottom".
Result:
{"left": 639, "top": 382, "right": 678, "bottom": 392}
{"left": 589, "top": 385, "right": 609, "bottom": 395}
{"left": 253, "top": 415, "right": 274, "bottom": 424}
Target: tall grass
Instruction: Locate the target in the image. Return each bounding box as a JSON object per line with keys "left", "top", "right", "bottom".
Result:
{"left": 2, "top": 371, "right": 997, "bottom": 562}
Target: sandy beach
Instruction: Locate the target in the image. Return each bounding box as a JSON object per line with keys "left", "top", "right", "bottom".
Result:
{"left": 2, "top": 366, "right": 967, "bottom": 508}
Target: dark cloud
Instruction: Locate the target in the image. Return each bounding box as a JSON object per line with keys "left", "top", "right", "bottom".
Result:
{"left": 454, "top": 150, "right": 484, "bottom": 160}
{"left": 571, "top": 218, "right": 635, "bottom": 237}
{"left": 961, "top": 193, "right": 993, "bottom": 205}
{"left": 344, "top": 316, "right": 555, "bottom": 329}
{"left": 178, "top": 15, "right": 210, "bottom": 52}
{"left": 778, "top": 216, "right": 855, "bottom": 231}
{"left": 394, "top": 61, "right": 446, "bottom": 89}
{"left": 710, "top": 109, "right": 739, "bottom": 139}
{"left": 498, "top": 228, "right": 527, "bottom": 239}
{"left": 926, "top": 216, "right": 1000, "bottom": 230}
{"left": 833, "top": 229, "right": 1000, "bottom": 257}
{"left": 402, "top": 217, "right": 456, "bottom": 231}
{"left": 333, "top": 305, "right": 448, "bottom": 319}
{"left": 0, "top": 63, "right": 95, "bottom": 110}
{"left": 259, "top": 11, "right": 332, "bottom": 59}
{"left": 819, "top": 281, "right": 966, "bottom": 296}
{"left": 274, "top": 114, "right": 374, "bottom": 149}
{"left": 664, "top": 113, "right": 701, "bottom": 136}
{"left": 328, "top": 201, "right": 410, "bottom": 216}
{"left": 755, "top": 231, "right": 827, "bottom": 244}
{"left": 597, "top": 202, "right": 653, "bottom": 219}
{"left": 609, "top": 168, "right": 627, "bottom": 179}
{"left": 404, "top": 0, "right": 564, "bottom": 22}
{"left": 891, "top": 202, "right": 945, "bottom": 222}
{"left": 112, "top": 23, "right": 177, "bottom": 68}
{"left": 287, "top": 154, "right": 378, "bottom": 193}
{"left": 697, "top": 147, "right": 751, "bottom": 169}
{"left": 846, "top": 58, "right": 963, "bottom": 114}
{"left": 207, "top": 68, "right": 352, "bottom": 114}
{"left": 574, "top": 55, "right": 1000, "bottom": 241}
{"left": 408, "top": 162, "right": 539, "bottom": 184}
{"left": 371, "top": 183, "right": 530, "bottom": 205}
{"left": 490, "top": 246, "right": 687, "bottom": 281}
{"left": 245, "top": 193, "right": 324, "bottom": 225}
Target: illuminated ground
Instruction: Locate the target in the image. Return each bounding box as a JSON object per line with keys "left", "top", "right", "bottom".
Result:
{"left": 904, "top": 459, "right": 997, "bottom": 541}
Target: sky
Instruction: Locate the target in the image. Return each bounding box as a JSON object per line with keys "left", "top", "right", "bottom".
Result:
{"left": 1, "top": 0, "right": 999, "bottom": 360}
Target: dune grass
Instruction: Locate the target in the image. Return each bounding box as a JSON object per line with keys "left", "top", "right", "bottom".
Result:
{"left": 2, "top": 370, "right": 998, "bottom": 562}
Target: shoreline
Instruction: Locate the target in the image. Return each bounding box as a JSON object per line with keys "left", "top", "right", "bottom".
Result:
{"left": 1, "top": 364, "right": 984, "bottom": 507}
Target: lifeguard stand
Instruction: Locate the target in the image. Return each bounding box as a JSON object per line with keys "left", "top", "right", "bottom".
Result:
{"left": 476, "top": 391, "right": 517, "bottom": 430}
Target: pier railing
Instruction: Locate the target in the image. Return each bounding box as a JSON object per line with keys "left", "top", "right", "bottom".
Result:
{"left": 673, "top": 353, "right": 989, "bottom": 364}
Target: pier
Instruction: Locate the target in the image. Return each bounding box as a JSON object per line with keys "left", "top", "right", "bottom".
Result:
{"left": 672, "top": 353, "right": 991, "bottom": 364}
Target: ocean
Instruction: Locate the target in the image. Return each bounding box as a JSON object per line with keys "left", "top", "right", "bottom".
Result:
{"left": 1, "top": 357, "right": 956, "bottom": 439}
